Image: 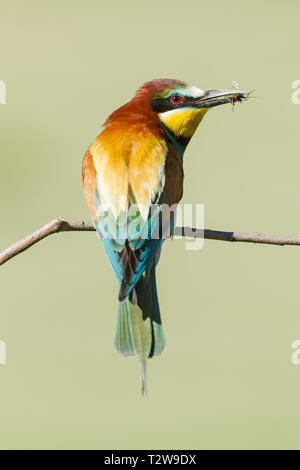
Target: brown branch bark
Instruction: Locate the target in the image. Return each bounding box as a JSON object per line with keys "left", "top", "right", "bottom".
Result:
{"left": 1, "top": 216, "right": 300, "bottom": 266}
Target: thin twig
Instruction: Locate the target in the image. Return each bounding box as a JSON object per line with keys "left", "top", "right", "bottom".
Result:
{"left": 0, "top": 217, "right": 94, "bottom": 266}
{"left": 1, "top": 216, "right": 300, "bottom": 267}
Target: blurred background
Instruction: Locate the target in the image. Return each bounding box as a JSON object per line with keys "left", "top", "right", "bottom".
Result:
{"left": 1, "top": 0, "right": 300, "bottom": 450}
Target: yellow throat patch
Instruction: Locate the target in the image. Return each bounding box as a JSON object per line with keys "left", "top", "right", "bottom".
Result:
{"left": 159, "top": 107, "right": 208, "bottom": 138}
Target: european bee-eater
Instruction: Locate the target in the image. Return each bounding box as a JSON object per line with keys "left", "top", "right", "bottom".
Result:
{"left": 82, "top": 78, "right": 246, "bottom": 393}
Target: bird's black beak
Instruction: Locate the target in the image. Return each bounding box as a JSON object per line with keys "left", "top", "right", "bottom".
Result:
{"left": 196, "top": 88, "right": 248, "bottom": 109}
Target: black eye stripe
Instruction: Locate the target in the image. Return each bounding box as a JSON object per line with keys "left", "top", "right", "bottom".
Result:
{"left": 151, "top": 95, "right": 197, "bottom": 113}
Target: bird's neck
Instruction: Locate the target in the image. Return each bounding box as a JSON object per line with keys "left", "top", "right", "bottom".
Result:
{"left": 160, "top": 122, "right": 190, "bottom": 158}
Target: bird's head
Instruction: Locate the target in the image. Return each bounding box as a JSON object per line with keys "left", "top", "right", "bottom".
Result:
{"left": 135, "top": 78, "right": 248, "bottom": 153}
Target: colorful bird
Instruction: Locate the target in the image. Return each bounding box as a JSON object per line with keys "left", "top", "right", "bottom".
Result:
{"left": 82, "top": 78, "right": 247, "bottom": 393}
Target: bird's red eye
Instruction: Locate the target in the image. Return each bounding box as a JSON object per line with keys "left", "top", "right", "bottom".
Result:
{"left": 170, "top": 95, "right": 182, "bottom": 104}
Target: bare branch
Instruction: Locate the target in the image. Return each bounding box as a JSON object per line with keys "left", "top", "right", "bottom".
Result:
{"left": 1, "top": 216, "right": 300, "bottom": 267}
{"left": 0, "top": 217, "right": 94, "bottom": 266}
{"left": 174, "top": 227, "right": 300, "bottom": 245}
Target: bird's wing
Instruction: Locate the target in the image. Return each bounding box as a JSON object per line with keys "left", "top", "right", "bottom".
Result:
{"left": 119, "top": 141, "right": 184, "bottom": 300}
{"left": 82, "top": 149, "right": 97, "bottom": 221}
{"left": 82, "top": 134, "right": 183, "bottom": 298}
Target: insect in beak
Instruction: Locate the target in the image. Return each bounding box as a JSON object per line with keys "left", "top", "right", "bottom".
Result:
{"left": 196, "top": 81, "right": 253, "bottom": 110}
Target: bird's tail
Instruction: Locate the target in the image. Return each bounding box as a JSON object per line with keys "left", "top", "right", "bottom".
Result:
{"left": 114, "top": 266, "right": 166, "bottom": 394}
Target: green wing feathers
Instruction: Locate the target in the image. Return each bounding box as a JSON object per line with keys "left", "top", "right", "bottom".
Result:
{"left": 114, "top": 265, "right": 166, "bottom": 394}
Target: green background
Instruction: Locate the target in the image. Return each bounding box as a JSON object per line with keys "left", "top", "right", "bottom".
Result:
{"left": 1, "top": 0, "right": 300, "bottom": 450}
